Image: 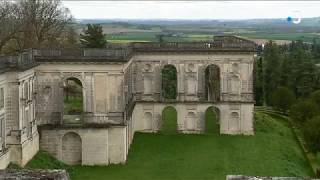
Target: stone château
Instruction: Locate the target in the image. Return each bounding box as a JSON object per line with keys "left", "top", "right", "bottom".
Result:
{"left": 0, "top": 36, "right": 256, "bottom": 168}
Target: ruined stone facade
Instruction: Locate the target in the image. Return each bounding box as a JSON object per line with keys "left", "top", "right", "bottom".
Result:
{"left": 0, "top": 36, "right": 256, "bottom": 168}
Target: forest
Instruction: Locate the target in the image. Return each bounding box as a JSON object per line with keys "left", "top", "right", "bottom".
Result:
{"left": 255, "top": 39, "right": 320, "bottom": 153}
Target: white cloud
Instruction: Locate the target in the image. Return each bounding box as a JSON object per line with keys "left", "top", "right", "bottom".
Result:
{"left": 62, "top": 1, "right": 320, "bottom": 20}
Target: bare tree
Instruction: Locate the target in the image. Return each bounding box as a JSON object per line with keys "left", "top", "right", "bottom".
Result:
{"left": 0, "top": 0, "right": 75, "bottom": 54}
{"left": 0, "top": 0, "right": 21, "bottom": 52}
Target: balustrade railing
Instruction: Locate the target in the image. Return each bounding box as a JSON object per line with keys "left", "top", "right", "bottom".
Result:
{"left": 83, "top": 112, "right": 124, "bottom": 124}
{"left": 62, "top": 112, "right": 124, "bottom": 125}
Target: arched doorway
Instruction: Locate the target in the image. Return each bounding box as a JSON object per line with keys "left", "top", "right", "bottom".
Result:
{"left": 205, "top": 106, "right": 220, "bottom": 134}
{"left": 62, "top": 132, "right": 82, "bottom": 165}
{"left": 161, "top": 106, "right": 177, "bottom": 134}
{"left": 205, "top": 64, "right": 220, "bottom": 102}
{"left": 162, "top": 65, "right": 177, "bottom": 100}
{"left": 63, "top": 77, "right": 83, "bottom": 124}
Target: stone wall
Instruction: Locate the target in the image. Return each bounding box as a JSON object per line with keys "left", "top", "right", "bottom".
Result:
{"left": 0, "top": 169, "right": 70, "bottom": 180}
{"left": 9, "top": 132, "right": 39, "bottom": 166}
{"left": 131, "top": 102, "right": 254, "bottom": 135}
{"left": 126, "top": 52, "right": 255, "bottom": 135}
{"left": 35, "top": 64, "right": 125, "bottom": 125}
{"left": 0, "top": 150, "right": 10, "bottom": 169}
{"left": 39, "top": 126, "right": 127, "bottom": 165}
{"left": 126, "top": 53, "right": 254, "bottom": 104}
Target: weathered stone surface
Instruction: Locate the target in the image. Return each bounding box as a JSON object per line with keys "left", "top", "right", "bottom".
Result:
{"left": 0, "top": 169, "right": 69, "bottom": 180}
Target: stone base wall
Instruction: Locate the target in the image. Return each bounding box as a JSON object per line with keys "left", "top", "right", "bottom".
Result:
{"left": 8, "top": 132, "right": 39, "bottom": 167}
{"left": 39, "top": 126, "right": 127, "bottom": 165}
{"left": 0, "top": 150, "right": 10, "bottom": 169}
{"left": 21, "top": 133, "right": 39, "bottom": 166}
{"left": 131, "top": 102, "right": 254, "bottom": 135}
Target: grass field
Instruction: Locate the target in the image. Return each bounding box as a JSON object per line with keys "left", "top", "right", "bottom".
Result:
{"left": 106, "top": 32, "right": 214, "bottom": 43}
{"left": 23, "top": 111, "right": 313, "bottom": 180}
{"left": 239, "top": 33, "right": 320, "bottom": 43}
{"left": 106, "top": 31, "right": 319, "bottom": 43}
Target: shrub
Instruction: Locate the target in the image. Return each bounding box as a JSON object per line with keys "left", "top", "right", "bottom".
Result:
{"left": 290, "top": 99, "right": 319, "bottom": 124}
{"left": 303, "top": 116, "right": 320, "bottom": 153}
{"left": 317, "top": 152, "right": 320, "bottom": 164}
{"left": 271, "top": 87, "right": 295, "bottom": 113}
{"left": 310, "top": 90, "right": 320, "bottom": 106}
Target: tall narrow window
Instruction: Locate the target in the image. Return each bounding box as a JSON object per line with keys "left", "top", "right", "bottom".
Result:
{"left": 64, "top": 78, "right": 83, "bottom": 115}
{"left": 162, "top": 65, "right": 177, "bottom": 99}
{"left": 0, "top": 88, "right": 4, "bottom": 109}
{"left": 205, "top": 64, "right": 220, "bottom": 102}
{"left": 144, "top": 76, "right": 152, "bottom": 94}
{"left": 24, "top": 82, "right": 29, "bottom": 100}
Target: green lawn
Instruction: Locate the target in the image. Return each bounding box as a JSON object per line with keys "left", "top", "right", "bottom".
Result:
{"left": 240, "top": 33, "right": 320, "bottom": 42}
{"left": 24, "top": 111, "right": 313, "bottom": 180}
{"left": 107, "top": 32, "right": 214, "bottom": 43}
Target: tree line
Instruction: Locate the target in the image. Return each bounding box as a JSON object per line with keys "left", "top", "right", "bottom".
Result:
{"left": 255, "top": 39, "right": 320, "bottom": 153}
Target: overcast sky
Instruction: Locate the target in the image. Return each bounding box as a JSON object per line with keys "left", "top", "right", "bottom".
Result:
{"left": 62, "top": 1, "right": 320, "bottom": 20}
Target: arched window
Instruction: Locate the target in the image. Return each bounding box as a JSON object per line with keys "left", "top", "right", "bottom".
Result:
{"left": 63, "top": 77, "right": 83, "bottom": 124}
{"left": 162, "top": 65, "right": 177, "bottom": 99}
{"left": 205, "top": 64, "right": 220, "bottom": 102}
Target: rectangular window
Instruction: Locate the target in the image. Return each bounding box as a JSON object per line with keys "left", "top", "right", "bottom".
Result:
{"left": 0, "top": 117, "right": 2, "bottom": 151}
{"left": 0, "top": 118, "right": 2, "bottom": 137}
{"left": 0, "top": 88, "right": 4, "bottom": 109}
{"left": 24, "top": 82, "right": 28, "bottom": 100}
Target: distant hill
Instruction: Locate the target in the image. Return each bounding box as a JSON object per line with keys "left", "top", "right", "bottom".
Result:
{"left": 74, "top": 17, "right": 320, "bottom": 43}
{"left": 76, "top": 17, "right": 320, "bottom": 27}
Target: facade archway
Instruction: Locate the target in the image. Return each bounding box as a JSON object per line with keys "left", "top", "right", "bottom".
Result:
{"left": 205, "top": 106, "right": 220, "bottom": 134}
{"left": 63, "top": 77, "right": 84, "bottom": 124}
{"left": 161, "top": 106, "right": 177, "bottom": 134}
{"left": 62, "top": 132, "right": 82, "bottom": 165}
{"left": 161, "top": 65, "right": 177, "bottom": 100}
{"left": 205, "top": 64, "right": 220, "bottom": 102}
